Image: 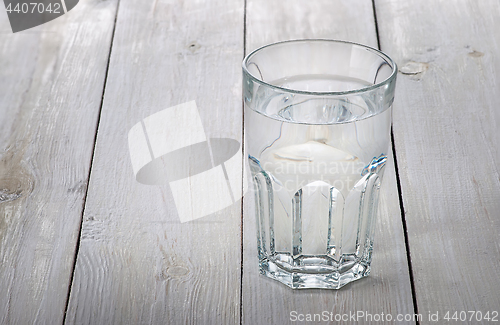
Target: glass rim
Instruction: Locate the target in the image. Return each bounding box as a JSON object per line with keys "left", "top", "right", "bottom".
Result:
{"left": 242, "top": 39, "right": 397, "bottom": 96}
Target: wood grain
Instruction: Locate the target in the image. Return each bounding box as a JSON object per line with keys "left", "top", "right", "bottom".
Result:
{"left": 0, "top": 1, "right": 118, "bottom": 324}
{"left": 64, "top": 0, "right": 244, "bottom": 324}
{"left": 376, "top": 0, "right": 500, "bottom": 321}
{"left": 242, "top": 1, "right": 415, "bottom": 324}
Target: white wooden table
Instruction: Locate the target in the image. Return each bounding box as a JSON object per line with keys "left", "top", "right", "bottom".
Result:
{"left": 1, "top": 0, "right": 499, "bottom": 324}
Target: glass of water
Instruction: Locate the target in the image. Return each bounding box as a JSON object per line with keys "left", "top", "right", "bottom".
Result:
{"left": 243, "top": 39, "right": 397, "bottom": 289}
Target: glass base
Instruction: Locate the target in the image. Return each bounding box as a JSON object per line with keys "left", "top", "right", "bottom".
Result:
{"left": 259, "top": 258, "right": 371, "bottom": 289}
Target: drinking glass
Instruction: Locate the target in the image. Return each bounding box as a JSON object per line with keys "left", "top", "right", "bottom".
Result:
{"left": 243, "top": 39, "right": 397, "bottom": 289}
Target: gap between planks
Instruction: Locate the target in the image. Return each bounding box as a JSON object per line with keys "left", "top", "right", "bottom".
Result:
{"left": 61, "top": 1, "right": 121, "bottom": 324}
{"left": 239, "top": 1, "right": 248, "bottom": 324}
{"left": 372, "top": 0, "right": 420, "bottom": 322}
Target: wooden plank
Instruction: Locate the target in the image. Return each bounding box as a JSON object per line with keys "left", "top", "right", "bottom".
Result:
{"left": 375, "top": 0, "right": 500, "bottom": 321}
{"left": 242, "top": 1, "right": 415, "bottom": 324}
{"left": 0, "top": 1, "right": 118, "bottom": 324}
{"left": 64, "top": 0, "right": 244, "bottom": 324}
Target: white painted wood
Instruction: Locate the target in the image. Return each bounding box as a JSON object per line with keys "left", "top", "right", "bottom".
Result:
{"left": 246, "top": 0, "right": 380, "bottom": 50}
{"left": 0, "top": 1, "right": 118, "bottom": 324}
{"left": 242, "top": 1, "right": 415, "bottom": 324}
{"left": 376, "top": 0, "right": 500, "bottom": 320}
{"left": 64, "top": 0, "right": 244, "bottom": 324}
